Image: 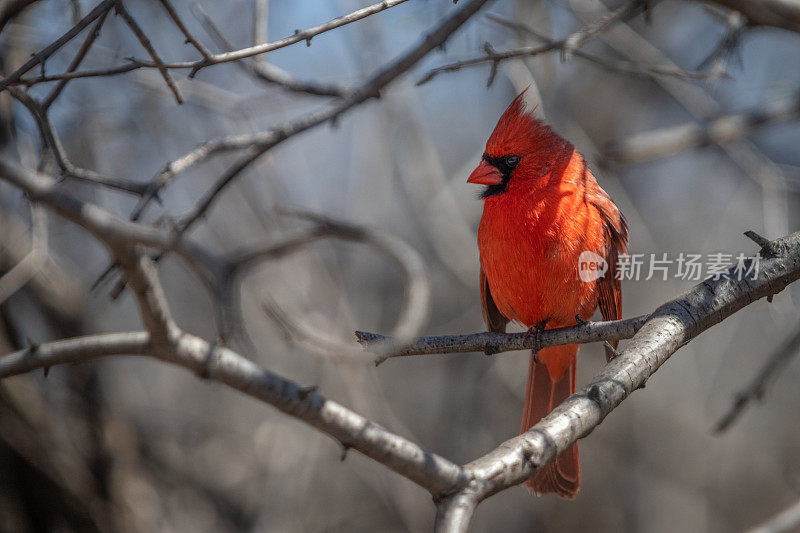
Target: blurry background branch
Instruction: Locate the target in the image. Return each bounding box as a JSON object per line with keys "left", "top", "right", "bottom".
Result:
{"left": 715, "top": 321, "right": 800, "bottom": 432}
{"left": 604, "top": 91, "right": 800, "bottom": 165}
{"left": 705, "top": 0, "right": 800, "bottom": 33}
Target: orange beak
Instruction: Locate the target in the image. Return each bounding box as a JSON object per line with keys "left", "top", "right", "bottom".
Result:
{"left": 467, "top": 161, "right": 503, "bottom": 186}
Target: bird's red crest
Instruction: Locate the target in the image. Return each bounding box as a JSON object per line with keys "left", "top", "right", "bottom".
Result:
{"left": 485, "top": 90, "right": 542, "bottom": 157}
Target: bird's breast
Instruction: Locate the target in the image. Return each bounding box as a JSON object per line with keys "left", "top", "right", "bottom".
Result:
{"left": 477, "top": 185, "right": 603, "bottom": 328}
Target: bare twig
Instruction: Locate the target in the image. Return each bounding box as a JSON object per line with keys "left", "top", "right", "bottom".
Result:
{"left": 252, "top": 0, "right": 268, "bottom": 55}
{"left": 696, "top": 9, "right": 746, "bottom": 70}
{"left": 134, "top": 0, "right": 496, "bottom": 238}
{"left": 419, "top": 12, "right": 722, "bottom": 86}
{"left": 715, "top": 323, "right": 800, "bottom": 432}
{"left": 0, "top": 0, "right": 115, "bottom": 89}
{"left": 41, "top": 6, "right": 109, "bottom": 110}
{"left": 561, "top": 0, "right": 650, "bottom": 60}
{"left": 157, "top": 0, "right": 213, "bottom": 61}
{"left": 192, "top": 3, "right": 351, "bottom": 97}
{"left": 2, "top": 0, "right": 413, "bottom": 89}
{"left": 112, "top": 247, "right": 180, "bottom": 347}
{"left": 424, "top": 14, "right": 725, "bottom": 85}
{"left": 114, "top": 0, "right": 183, "bottom": 104}
{"left": 7, "top": 86, "right": 148, "bottom": 195}
{"left": 359, "top": 314, "right": 649, "bottom": 365}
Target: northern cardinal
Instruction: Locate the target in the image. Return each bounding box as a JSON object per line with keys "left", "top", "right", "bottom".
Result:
{"left": 468, "top": 92, "right": 628, "bottom": 498}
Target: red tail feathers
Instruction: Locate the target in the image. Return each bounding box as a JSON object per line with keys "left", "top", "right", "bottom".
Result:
{"left": 520, "top": 344, "right": 581, "bottom": 499}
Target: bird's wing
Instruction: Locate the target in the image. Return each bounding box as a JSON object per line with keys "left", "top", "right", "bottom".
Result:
{"left": 480, "top": 266, "right": 509, "bottom": 333}
{"left": 590, "top": 189, "right": 629, "bottom": 359}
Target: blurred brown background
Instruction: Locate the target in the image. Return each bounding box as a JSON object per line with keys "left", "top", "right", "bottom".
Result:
{"left": 1, "top": 0, "right": 800, "bottom": 531}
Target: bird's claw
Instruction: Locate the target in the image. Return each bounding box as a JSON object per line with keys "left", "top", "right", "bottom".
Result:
{"left": 523, "top": 321, "right": 547, "bottom": 358}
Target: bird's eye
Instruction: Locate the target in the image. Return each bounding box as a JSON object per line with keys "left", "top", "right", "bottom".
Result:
{"left": 505, "top": 155, "right": 520, "bottom": 167}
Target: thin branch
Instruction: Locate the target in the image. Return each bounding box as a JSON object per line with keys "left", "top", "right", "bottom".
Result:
{"left": 561, "top": 0, "right": 651, "bottom": 60}
{"left": 132, "top": 0, "right": 496, "bottom": 237}
{"left": 8, "top": 86, "right": 148, "bottom": 195}
{"left": 157, "top": 0, "right": 213, "bottom": 61}
{"left": 2, "top": 0, "right": 413, "bottom": 89}
{"left": 114, "top": 0, "right": 183, "bottom": 104}
{"left": 192, "top": 3, "right": 351, "bottom": 97}
{"left": 0, "top": 0, "right": 115, "bottom": 89}
{"left": 359, "top": 314, "right": 649, "bottom": 365}
{"left": 419, "top": 14, "right": 723, "bottom": 86}
{"left": 605, "top": 91, "right": 800, "bottom": 165}
{"left": 696, "top": 8, "right": 746, "bottom": 70}
{"left": 42, "top": 6, "right": 109, "bottom": 110}
{"left": 715, "top": 322, "right": 800, "bottom": 432}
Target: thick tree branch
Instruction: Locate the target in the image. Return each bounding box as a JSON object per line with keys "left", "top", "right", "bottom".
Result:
{"left": 433, "top": 229, "right": 800, "bottom": 532}
{"left": 7, "top": 226, "right": 789, "bottom": 531}
{"left": 0, "top": 330, "right": 468, "bottom": 496}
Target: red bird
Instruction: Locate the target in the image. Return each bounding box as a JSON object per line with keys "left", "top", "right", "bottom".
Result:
{"left": 468, "top": 92, "right": 628, "bottom": 498}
